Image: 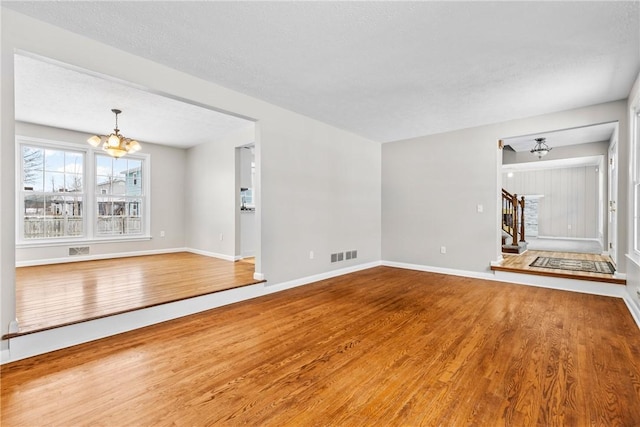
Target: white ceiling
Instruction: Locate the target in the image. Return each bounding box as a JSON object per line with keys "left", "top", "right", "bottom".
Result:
{"left": 14, "top": 55, "right": 254, "bottom": 148}
{"left": 4, "top": 1, "right": 640, "bottom": 144}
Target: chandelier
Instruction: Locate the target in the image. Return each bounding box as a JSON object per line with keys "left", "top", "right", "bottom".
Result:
{"left": 530, "top": 137, "right": 551, "bottom": 159}
{"left": 87, "top": 109, "right": 141, "bottom": 158}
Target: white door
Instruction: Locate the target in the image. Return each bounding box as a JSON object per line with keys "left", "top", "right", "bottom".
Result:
{"left": 608, "top": 138, "right": 618, "bottom": 265}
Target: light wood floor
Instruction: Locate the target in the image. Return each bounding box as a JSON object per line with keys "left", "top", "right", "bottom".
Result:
{"left": 11, "top": 252, "right": 261, "bottom": 337}
{"left": 492, "top": 250, "right": 625, "bottom": 285}
{"left": 3, "top": 267, "right": 639, "bottom": 426}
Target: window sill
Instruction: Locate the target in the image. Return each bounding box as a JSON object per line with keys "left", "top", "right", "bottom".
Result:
{"left": 16, "top": 235, "right": 152, "bottom": 249}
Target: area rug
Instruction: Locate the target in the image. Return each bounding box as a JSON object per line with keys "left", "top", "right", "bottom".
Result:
{"left": 529, "top": 257, "right": 615, "bottom": 274}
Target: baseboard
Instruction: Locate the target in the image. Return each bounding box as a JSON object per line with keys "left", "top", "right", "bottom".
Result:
{"left": 16, "top": 247, "right": 188, "bottom": 267}
{"left": 536, "top": 236, "right": 602, "bottom": 242}
{"left": 623, "top": 291, "right": 640, "bottom": 330}
{"left": 382, "top": 260, "right": 495, "bottom": 281}
{"left": 263, "top": 261, "right": 382, "bottom": 295}
{"left": 1, "top": 348, "right": 10, "bottom": 364}
{"left": 185, "top": 248, "right": 236, "bottom": 262}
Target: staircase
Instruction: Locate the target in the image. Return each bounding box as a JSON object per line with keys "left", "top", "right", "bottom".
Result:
{"left": 502, "top": 188, "right": 527, "bottom": 254}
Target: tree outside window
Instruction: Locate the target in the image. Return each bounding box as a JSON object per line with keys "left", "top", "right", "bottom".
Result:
{"left": 21, "top": 145, "right": 84, "bottom": 239}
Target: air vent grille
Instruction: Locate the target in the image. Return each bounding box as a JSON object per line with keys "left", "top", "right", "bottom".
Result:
{"left": 69, "top": 247, "right": 90, "bottom": 256}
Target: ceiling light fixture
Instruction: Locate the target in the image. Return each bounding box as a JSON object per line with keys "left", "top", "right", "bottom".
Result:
{"left": 87, "top": 109, "right": 141, "bottom": 158}
{"left": 530, "top": 137, "right": 551, "bottom": 159}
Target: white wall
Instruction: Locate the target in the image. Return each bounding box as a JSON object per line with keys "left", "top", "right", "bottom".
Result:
{"left": 382, "top": 100, "right": 628, "bottom": 275}
{"left": 1, "top": 10, "right": 382, "bottom": 345}
{"left": 14, "top": 122, "right": 187, "bottom": 264}
{"left": 260, "top": 116, "right": 381, "bottom": 283}
{"left": 185, "top": 125, "right": 254, "bottom": 259}
{"left": 503, "top": 166, "right": 599, "bottom": 239}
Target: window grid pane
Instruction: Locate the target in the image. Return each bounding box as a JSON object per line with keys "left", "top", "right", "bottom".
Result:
{"left": 21, "top": 144, "right": 85, "bottom": 240}
{"left": 96, "top": 196, "right": 143, "bottom": 236}
{"left": 95, "top": 154, "right": 145, "bottom": 236}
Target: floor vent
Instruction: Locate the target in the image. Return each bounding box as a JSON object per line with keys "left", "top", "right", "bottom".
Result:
{"left": 69, "top": 247, "right": 90, "bottom": 256}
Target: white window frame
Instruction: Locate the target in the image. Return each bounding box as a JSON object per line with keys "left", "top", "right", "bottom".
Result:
{"left": 16, "top": 136, "right": 151, "bottom": 247}
{"left": 94, "top": 152, "right": 150, "bottom": 238}
{"left": 633, "top": 106, "right": 640, "bottom": 257}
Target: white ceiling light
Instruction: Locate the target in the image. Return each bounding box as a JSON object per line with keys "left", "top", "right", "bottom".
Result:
{"left": 530, "top": 137, "right": 551, "bottom": 159}
{"left": 87, "top": 109, "right": 141, "bottom": 158}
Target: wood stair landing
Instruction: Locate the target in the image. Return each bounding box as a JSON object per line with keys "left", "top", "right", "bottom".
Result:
{"left": 491, "top": 250, "right": 626, "bottom": 285}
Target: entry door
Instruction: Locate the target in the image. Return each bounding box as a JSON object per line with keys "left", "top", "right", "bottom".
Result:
{"left": 608, "top": 138, "right": 618, "bottom": 265}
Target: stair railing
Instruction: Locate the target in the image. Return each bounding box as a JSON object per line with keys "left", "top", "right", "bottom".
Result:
{"left": 502, "top": 189, "right": 526, "bottom": 245}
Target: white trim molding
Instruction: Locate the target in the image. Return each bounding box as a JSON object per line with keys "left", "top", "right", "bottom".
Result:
{"left": 383, "top": 260, "right": 495, "bottom": 281}
{"left": 16, "top": 247, "right": 187, "bottom": 267}
{"left": 186, "top": 247, "right": 236, "bottom": 262}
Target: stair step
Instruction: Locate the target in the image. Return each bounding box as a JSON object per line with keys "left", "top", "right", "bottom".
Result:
{"left": 502, "top": 241, "right": 528, "bottom": 254}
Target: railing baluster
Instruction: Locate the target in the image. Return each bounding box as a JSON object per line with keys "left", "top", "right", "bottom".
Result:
{"left": 512, "top": 193, "right": 519, "bottom": 244}
{"left": 519, "top": 196, "right": 526, "bottom": 242}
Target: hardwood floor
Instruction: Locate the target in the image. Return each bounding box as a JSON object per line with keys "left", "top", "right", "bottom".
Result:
{"left": 492, "top": 250, "right": 625, "bottom": 285}
{"left": 12, "top": 252, "right": 261, "bottom": 337}
{"left": 3, "top": 267, "right": 639, "bottom": 426}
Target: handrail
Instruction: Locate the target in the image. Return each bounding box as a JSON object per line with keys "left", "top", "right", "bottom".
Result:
{"left": 502, "top": 189, "right": 526, "bottom": 245}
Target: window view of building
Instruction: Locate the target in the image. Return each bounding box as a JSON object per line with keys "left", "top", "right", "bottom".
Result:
{"left": 21, "top": 145, "right": 84, "bottom": 239}
{"left": 95, "top": 155, "right": 144, "bottom": 236}
{"left": 18, "top": 142, "right": 146, "bottom": 241}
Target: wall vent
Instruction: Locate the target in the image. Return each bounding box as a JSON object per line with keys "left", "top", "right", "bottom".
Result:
{"left": 69, "top": 246, "right": 90, "bottom": 256}
{"left": 331, "top": 251, "right": 356, "bottom": 263}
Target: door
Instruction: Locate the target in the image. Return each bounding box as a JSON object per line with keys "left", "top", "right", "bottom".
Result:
{"left": 608, "top": 138, "right": 618, "bottom": 265}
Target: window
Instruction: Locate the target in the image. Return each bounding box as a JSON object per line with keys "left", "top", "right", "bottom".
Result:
{"left": 20, "top": 144, "right": 84, "bottom": 239}
{"left": 17, "top": 138, "right": 149, "bottom": 244}
{"left": 95, "top": 155, "right": 144, "bottom": 236}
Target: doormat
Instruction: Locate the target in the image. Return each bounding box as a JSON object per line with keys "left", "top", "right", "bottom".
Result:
{"left": 529, "top": 257, "right": 615, "bottom": 274}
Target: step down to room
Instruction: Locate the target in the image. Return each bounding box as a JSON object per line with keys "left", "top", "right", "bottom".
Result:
{"left": 491, "top": 263, "right": 626, "bottom": 285}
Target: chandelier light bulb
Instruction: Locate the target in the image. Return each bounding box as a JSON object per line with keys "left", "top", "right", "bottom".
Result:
{"left": 87, "top": 109, "right": 141, "bottom": 158}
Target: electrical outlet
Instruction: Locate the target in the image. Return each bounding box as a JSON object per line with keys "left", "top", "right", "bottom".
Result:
{"left": 219, "top": 233, "right": 224, "bottom": 241}
{"left": 309, "top": 251, "right": 314, "bottom": 260}
{"left": 160, "top": 230, "right": 165, "bottom": 238}
{"left": 477, "top": 204, "right": 483, "bottom": 213}
{"left": 440, "top": 246, "right": 447, "bottom": 254}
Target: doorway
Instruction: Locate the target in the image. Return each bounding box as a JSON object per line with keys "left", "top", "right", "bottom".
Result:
{"left": 236, "top": 144, "right": 257, "bottom": 261}
{"left": 608, "top": 134, "right": 618, "bottom": 265}
{"left": 501, "top": 122, "right": 617, "bottom": 256}
{"left": 12, "top": 52, "right": 261, "bottom": 335}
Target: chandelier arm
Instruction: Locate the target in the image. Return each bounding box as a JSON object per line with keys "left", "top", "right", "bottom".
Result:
{"left": 88, "top": 108, "right": 140, "bottom": 158}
